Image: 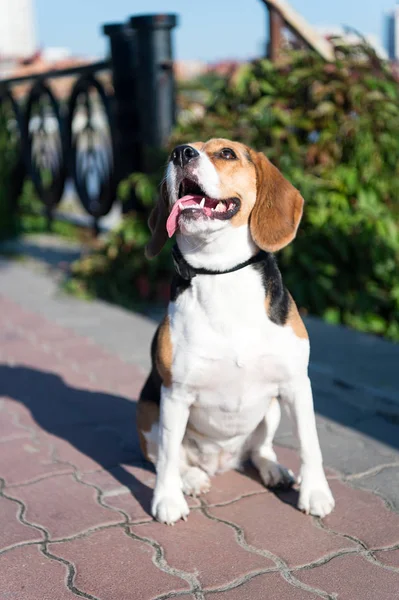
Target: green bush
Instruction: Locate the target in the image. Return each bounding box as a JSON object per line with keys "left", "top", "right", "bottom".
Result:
{"left": 69, "top": 45, "right": 399, "bottom": 341}
{"left": 172, "top": 46, "right": 399, "bottom": 341}
{"left": 66, "top": 169, "right": 174, "bottom": 311}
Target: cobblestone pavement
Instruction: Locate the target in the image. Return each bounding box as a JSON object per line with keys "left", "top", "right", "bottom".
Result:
{"left": 0, "top": 260, "right": 399, "bottom": 600}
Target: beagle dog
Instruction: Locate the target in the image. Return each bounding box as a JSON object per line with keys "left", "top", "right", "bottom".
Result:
{"left": 137, "top": 138, "right": 335, "bottom": 525}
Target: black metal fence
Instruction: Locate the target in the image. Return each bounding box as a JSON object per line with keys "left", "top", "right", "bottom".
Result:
{"left": 0, "top": 13, "right": 177, "bottom": 231}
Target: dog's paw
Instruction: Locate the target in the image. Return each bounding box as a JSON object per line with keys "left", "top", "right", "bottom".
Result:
{"left": 152, "top": 490, "right": 190, "bottom": 525}
{"left": 181, "top": 467, "right": 211, "bottom": 497}
{"left": 298, "top": 470, "right": 335, "bottom": 518}
{"left": 259, "top": 459, "right": 296, "bottom": 489}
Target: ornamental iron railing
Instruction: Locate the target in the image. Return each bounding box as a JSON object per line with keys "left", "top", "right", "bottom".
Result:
{"left": 0, "top": 14, "right": 178, "bottom": 231}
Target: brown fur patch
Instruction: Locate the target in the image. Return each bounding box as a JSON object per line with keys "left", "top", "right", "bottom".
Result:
{"left": 264, "top": 294, "right": 271, "bottom": 314}
{"left": 249, "top": 150, "right": 304, "bottom": 252}
{"left": 156, "top": 316, "right": 173, "bottom": 387}
{"left": 286, "top": 294, "right": 308, "bottom": 340}
{"left": 202, "top": 139, "right": 257, "bottom": 228}
{"left": 136, "top": 399, "right": 159, "bottom": 460}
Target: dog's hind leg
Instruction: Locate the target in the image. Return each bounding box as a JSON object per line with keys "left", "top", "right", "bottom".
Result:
{"left": 250, "top": 397, "right": 295, "bottom": 489}
{"left": 179, "top": 444, "right": 211, "bottom": 497}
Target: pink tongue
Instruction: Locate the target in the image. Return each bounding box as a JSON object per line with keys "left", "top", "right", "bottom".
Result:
{"left": 166, "top": 194, "right": 205, "bottom": 237}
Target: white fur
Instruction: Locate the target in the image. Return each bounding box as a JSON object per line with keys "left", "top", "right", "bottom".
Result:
{"left": 151, "top": 153, "right": 334, "bottom": 524}
{"left": 181, "top": 466, "right": 211, "bottom": 497}
{"left": 176, "top": 223, "right": 257, "bottom": 271}
{"left": 191, "top": 149, "right": 221, "bottom": 199}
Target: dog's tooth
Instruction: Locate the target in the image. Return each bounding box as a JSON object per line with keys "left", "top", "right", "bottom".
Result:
{"left": 200, "top": 197, "right": 205, "bottom": 208}
{"left": 179, "top": 202, "right": 183, "bottom": 209}
{"left": 215, "top": 202, "right": 224, "bottom": 212}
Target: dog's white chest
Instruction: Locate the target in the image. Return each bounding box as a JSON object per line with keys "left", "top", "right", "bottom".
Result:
{"left": 169, "top": 269, "right": 308, "bottom": 429}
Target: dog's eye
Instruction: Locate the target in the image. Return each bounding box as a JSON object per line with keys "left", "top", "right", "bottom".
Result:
{"left": 219, "top": 148, "right": 237, "bottom": 160}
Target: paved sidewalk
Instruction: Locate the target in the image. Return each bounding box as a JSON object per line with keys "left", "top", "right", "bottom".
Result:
{"left": 1, "top": 259, "right": 399, "bottom": 600}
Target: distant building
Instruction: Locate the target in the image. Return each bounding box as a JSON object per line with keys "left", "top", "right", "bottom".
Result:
{"left": 174, "top": 61, "right": 207, "bottom": 81}
{"left": 207, "top": 60, "right": 243, "bottom": 76}
{"left": 386, "top": 5, "right": 399, "bottom": 60}
{"left": 0, "top": 0, "right": 36, "bottom": 58}
{"left": 174, "top": 60, "right": 244, "bottom": 82}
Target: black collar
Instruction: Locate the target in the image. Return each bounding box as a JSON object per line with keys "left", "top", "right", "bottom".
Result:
{"left": 172, "top": 244, "right": 266, "bottom": 281}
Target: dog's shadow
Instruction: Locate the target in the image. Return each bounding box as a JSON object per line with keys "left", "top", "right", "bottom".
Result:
{"left": 0, "top": 365, "right": 154, "bottom": 516}
{"left": 0, "top": 364, "right": 300, "bottom": 517}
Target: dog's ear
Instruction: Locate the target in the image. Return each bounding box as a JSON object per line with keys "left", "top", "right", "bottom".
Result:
{"left": 249, "top": 151, "right": 304, "bottom": 252}
{"left": 145, "top": 181, "right": 169, "bottom": 259}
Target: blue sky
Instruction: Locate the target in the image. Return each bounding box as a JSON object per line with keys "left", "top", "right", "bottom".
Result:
{"left": 35, "top": 0, "right": 395, "bottom": 62}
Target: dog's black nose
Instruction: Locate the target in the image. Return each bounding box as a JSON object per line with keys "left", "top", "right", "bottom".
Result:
{"left": 171, "top": 145, "right": 199, "bottom": 167}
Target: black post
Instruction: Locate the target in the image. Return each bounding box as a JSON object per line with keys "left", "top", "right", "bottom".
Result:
{"left": 103, "top": 22, "right": 141, "bottom": 211}
{"left": 129, "top": 14, "right": 178, "bottom": 170}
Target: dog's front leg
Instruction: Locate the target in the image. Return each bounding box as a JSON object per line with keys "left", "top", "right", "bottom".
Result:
{"left": 280, "top": 376, "right": 335, "bottom": 517}
{"left": 152, "top": 385, "right": 192, "bottom": 525}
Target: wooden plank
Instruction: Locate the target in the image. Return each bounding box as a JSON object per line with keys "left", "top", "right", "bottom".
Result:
{"left": 263, "top": 0, "right": 335, "bottom": 61}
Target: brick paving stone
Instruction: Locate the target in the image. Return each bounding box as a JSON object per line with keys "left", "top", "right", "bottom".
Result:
{"left": 0, "top": 436, "right": 70, "bottom": 486}
{"left": 351, "top": 466, "right": 399, "bottom": 513}
{"left": 41, "top": 333, "right": 94, "bottom": 351}
{"left": 55, "top": 384, "right": 138, "bottom": 426}
{"left": 31, "top": 321, "right": 81, "bottom": 343}
{"left": 43, "top": 421, "right": 140, "bottom": 473}
{"left": 315, "top": 419, "right": 399, "bottom": 477}
{"left": 272, "top": 444, "right": 338, "bottom": 480}
{"left": 209, "top": 492, "right": 357, "bottom": 567}
{"left": 46, "top": 365, "right": 94, "bottom": 390}
{"left": 374, "top": 548, "right": 399, "bottom": 568}
{"left": 1, "top": 308, "right": 46, "bottom": 332}
{"left": 355, "top": 415, "right": 399, "bottom": 453}
{"left": 324, "top": 479, "right": 399, "bottom": 548}
{"left": 51, "top": 340, "right": 112, "bottom": 366}
{"left": 52, "top": 351, "right": 144, "bottom": 396}
{"left": 273, "top": 445, "right": 302, "bottom": 475}
{"left": 295, "top": 554, "right": 399, "bottom": 600}
{"left": 117, "top": 379, "right": 146, "bottom": 401}
{"left": 49, "top": 526, "right": 190, "bottom": 599}
{"left": 0, "top": 293, "right": 24, "bottom": 313}
{"left": 82, "top": 465, "right": 199, "bottom": 523}
{"left": 0, "top": 545, "right": 77, "bottom": 600}
{"left": 12, "top": 317, "right": 75, "bottom": 343}
{"left": 82, "top": 465, "right": 155, "bottom": 522}
{"left": 0, "top": 328, "right": 25, "bottom": 345}
{"left": 203, "top": 467, "right": 267, "bottom": 507}
{"left": 209, "top": 572, "right": 316, "bottom": 599}
{"left": 48, "top": 378, "right": 137, "bottom": 427}
{"left": 9, "top": 474, "right": 123, "bottom": 539}
{"left": 203, "top": 446, "right": 302, "bottom": 508}
{"left": 0, "top": 341, "right": 63, "bottom": 372}
{"left": 2, "top": 278, "right": 399, "bottom": 600}
{"left": 0, "top": 373, "right": 96, "bottom": 429}
{"left": 83, "top": 355, "right": 143, "bottom": 383}
{"left": 0, "top": 496, "right": 43, "bottom": 550}
{"left": 0, "top": 400, "right": 31, "bottom": 441}
{"left": 0, "top": 366, "right": 138, "bottom": 431}
{"left": 133, "top": 510, "right": 274, "bottom": 590}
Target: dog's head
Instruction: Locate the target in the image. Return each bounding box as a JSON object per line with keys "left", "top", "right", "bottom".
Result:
{"left": 146, "top": 138, "right": 304, "bottom": 259}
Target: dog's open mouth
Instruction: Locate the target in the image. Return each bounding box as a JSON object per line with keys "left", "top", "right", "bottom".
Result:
{"left": 166, "top": 179, "right": 240, "bottom": 237}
